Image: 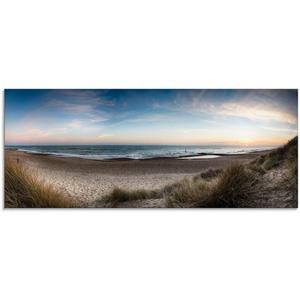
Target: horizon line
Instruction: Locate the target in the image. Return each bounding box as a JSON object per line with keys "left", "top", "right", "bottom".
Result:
{"left": 5, "top": 143, "right": 283, "bottom": 147}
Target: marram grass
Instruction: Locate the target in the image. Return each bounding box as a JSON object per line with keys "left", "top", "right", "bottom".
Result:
{"left": 5, "top": 157, "right": 77, "bottom": 208}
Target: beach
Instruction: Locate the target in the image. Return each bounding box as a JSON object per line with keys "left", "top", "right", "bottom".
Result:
{"left": 6, "top": 149, "right": 270, "bottom": 207}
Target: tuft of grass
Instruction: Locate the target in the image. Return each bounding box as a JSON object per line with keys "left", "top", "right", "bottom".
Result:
{"left": 262, "top": 156, "right": 280, "bottom": 170}
{"left": 102, "top": 187, "right": 161, "bottom": 207}
{"left": 259, "top": 136, "right": 298, "bottom": 171}
{"left": 165, "top": 178, "right": 212, "bottom": 208}
{"left": 102, "top": 164, "right": 260, "bottom": 208}
{"left": 5, "top": 157, "right": 77, "bottom": 208}
{"left": 286, "top": 136, "right": 298, "bottom": 169}
{"left": 282, "top": 136, "right": 298, "bottom": 203}
{"left": 265, "top": 137, "right": 298, "bottom": 207}
{"left": 204, "top": 164, "right": 258, "bottom": 208}
{"left": 247, "top": 163, "right": 266, "bottom": 175}
{"left": 193, "top": 168, "right": 222, "bottom": 181}
{"left": 256, "top": 156, "right": 266, "bottom": 165}
{"left": 166, "top": 164, "right": 258, "bottom": 208}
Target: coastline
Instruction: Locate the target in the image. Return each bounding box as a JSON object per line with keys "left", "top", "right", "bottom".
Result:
{"left": 5, "top": 149, "right": 270, "bottom": 207}
{"left": 6, "top": 147, "right": 272, "bottom": 161}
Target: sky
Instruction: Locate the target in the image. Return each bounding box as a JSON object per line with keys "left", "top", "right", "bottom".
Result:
{"left": 5, "top": 89, "right": 298, "bottom": 146}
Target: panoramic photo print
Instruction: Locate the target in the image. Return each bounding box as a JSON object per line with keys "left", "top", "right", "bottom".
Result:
{"left": 4, "top": 89, "right": 298, "bottom": 208}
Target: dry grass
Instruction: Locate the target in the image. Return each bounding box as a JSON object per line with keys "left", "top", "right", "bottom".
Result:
{"left": 5, "top": 157, "right": 77, "bottom": 208}
{"left": 193, "top": 168, "right": 223, "bottom": 181}
{"left": 165, "top": 178, "right": 212, "bottom": 208}
{"left": 100, "top": 136, "right": 298, "bottom": 208}
{"left": 280, "top": 137, "right": 298, "bottom": 205}
{"left": 102, "top": 164, "right": 259, "bottom": 208}
{"left": 102, "top": 187, "right": 161, "bottom": 207}
{"left": 166, "top": 164, "right": 258, "bottom": 208}
{"left": 259, "top": 136, "right": 298, "bottom": 171}
{"left": 202, "top": 164, "right": 258, "bottom": 208}
{"left": 256, "top": 136, "right": 297, "bottom": 187}
{"left": 247, "top": 163, "right": 266, "bottom": 175}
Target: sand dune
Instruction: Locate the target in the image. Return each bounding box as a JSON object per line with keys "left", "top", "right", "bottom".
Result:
{"left": 6, "top": 150, "right": 269, "bottom": 206}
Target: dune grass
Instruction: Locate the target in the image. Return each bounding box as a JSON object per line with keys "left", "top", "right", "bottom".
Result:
{"left": 280, "top": 137, "right": 298, "bottom": 202}
{"left": 5, "top": 157, "right": 77, "bottom": 208}
{"left": 102, "top": 187, "right": 162, "bottom": 207}
{"left": 102, "top": 164, "right": 259, "bottom": 208}
{"left": 254, "top": 136, "right": 297, "bottom": 189}
{"left": 101, "top": 136, "right": 298, "bottom": 208}
{"left": 199, "top": 164, "right": 258, "bottom": 208}
{"left": 164, "top": 177, "right": 212, "bottom": 207}
{"left": 193, "top": 168, "right": 223, "bottom": 181}
{"left": 166, "top": 164, "right": 258, "bottom": 208}
{"left": 258, "top": 136, "right": 298, "bottom": 171}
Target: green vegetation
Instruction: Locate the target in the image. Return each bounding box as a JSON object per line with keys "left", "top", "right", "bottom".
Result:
{"left": 5, "top": 157, "right": 77, "bottom": 208}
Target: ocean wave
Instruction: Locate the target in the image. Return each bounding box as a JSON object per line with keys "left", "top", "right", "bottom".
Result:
{"left": 12, "top": 145, "right": 275, "bottom": 160}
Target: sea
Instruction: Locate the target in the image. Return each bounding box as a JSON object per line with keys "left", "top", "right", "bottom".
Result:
{"left": 5, "top": 145, "right": 275, "bottom": 160}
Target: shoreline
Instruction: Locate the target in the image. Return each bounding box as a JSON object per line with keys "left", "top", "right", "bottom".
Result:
{"left": 6, "top": 148, "right": 272, "bottom": 162}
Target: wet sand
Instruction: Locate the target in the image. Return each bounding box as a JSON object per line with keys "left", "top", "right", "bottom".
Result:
{"left": 6, "top": 150, "right": 270, "bottom": 206}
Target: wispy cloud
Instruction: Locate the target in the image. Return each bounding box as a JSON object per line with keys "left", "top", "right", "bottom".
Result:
{"left": 47, "top": 90, "right": 114, "bottom": 105}
{"left": 47, "top": 90, "right": 113, "bottom": 123}
{"left": 5, "top": 89, "right": 298, "bottom": 146}
{"left": 219, "top": 101, "right": 297, "bottom": 124}
{"left": 179, "top": 128, "right": 210, "bottom": 134}
{"left": 97, "top": 134, "right": 114, "bottom": 139}
{"left": 260, "top": 126, "right": 298, "bottom": 133}
{"left": 48, "top": 99, "right": 112, "bottom": 114}
{"left": 5, "top": 127, "right": 115, "bottom": 145}
{"left": 174, "top": 90, "right": 298, "bottom": 125}
{"left": 127, "top": 114, "right": 172, "bottom": 123}
{"left": 48, "top": 100, "right": 96, "bottom": 113}
{"left": 67, "top": 120, "right": 83, "bottom": 129}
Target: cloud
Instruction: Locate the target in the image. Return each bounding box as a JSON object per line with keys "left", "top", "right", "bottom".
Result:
{"left": 47, "top": 90, "right": 114, "bottom": 122}
{"left": 47, "top": 90, "right": 114, "bottom": 105}
{"left": 97, "top": 134, "right": 114, "bottom": 139}
{"left": 26, "top": 127, "right": 50, "bottom": 137}
{"left": 48, "top": 100, "right": 96, "bottom": 113}
{"left": 5, "top": 126, "right": 115, "bottom": 145}
{"left": 179, "top": 128, "right": 210, "bottom": 134}
{"left": 174, "top": 90, "right": 298, "bottom": 125}
{"left": 260, "top": 126, "right": 298, "bottom": 133}
{"left": 5, "top": 127, "right": 50, "bottom": 144}
{"left": 6, "top": 89, "right": 297, "bottom": 146}
{"left": 48, "top": 98, "right": 112, "bottom": 114}
{"left": 219, "top": 101, "right": 297, "bottom": 124}
{"left": 67, "top": 120, "right": 83, "bottom": 129}
{"left": 88, "top": 115, "right": 109, "bottom": 123}
{"left": 127, "top": 114, "right": 171, "bottom": 123}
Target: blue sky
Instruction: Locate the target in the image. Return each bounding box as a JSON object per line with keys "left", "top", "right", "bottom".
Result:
{"left": 5, "top": 89, "right": 298, "bottom": 146}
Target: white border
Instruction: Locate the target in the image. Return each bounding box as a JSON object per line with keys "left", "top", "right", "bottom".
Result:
{"left": 0, "top": 1, "right": 299, "bottom": 300}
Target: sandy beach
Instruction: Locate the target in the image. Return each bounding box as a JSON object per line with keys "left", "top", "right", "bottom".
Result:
{"left": 6, "top": 150, "right": 270, "bottom": 207}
